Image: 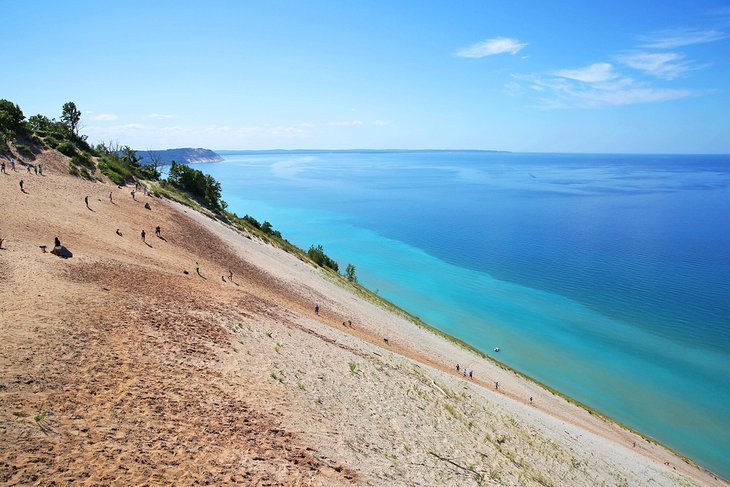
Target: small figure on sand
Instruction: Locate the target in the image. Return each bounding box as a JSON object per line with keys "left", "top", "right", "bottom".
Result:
{"left": 221, "top": 275, "right": 227, "bottom": 282}
{"left": 9, "top": 158, "right": 15, "bottom": 171}
{"left": 314, "top": 303, "right": 319, "bottom": 315}
{"left": 131, "top": 190, "right": 136, "bottom": 200}
{"left": 229, "top": 269, "right": 233, "bottom": 281}
{"left": 144, "top": 202, "right": 151, "bottom": 210}
{"left": 0, "top": 237, "right": 5, "bottom": 249}
{"left": 1, "top": 161, "right": 5, "bottom": 174}
{"left": 469, "top": 370, "right": 473, "bottom": 379}
{"left": 85, "top": 195, "right": 90, "bottom": 209}
{"left": 456, "top": 364, "right": 460, "bottom": 372}
{"left": 27, "top": 165, "right": 32, "bottom": 174}
{"left": 116, "top": 229, "right": 123, "bottom": 236}
{"left": 530, "top": 397, "right": 533, "bottom": 405}
{"left": 51, "top": 236, "right": 62, "bottom": 256}
{"left": 109, "top": 192, "right": 113, "bottom": 203}
{"left": 195, "top": 262, "right": 202, "bottom": 277}
{"left": 38, "top": 164, "right": 42, "bottom": 175}
{"left": 495, "top": 381, "right": 499, "bottom": 390}
{"left": 463, "top": 369, "right": 467, "bottom": 376}
{"left": 155, "top": 226, "right": 161, "bottom": 237}
{"left": 19, "top": 180, "right": 25, "bottom": 193}
{"left": 141, "top": 230, "right": 146, "bottom": 242}
{"left": 34, "top": 165, "right": 38, "bottom": 175}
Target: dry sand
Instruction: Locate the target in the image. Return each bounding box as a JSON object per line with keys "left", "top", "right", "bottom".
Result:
{"left": 1, "top": 148, "right": 727, "bottom": 486}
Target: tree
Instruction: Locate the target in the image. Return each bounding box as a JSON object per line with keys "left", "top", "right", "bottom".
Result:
{"left": 0, "top": 99, "right": 26, "bottom": 141}
{"left": 345, "top": 263, "right": 357, "bottom": 283}
{"left": 61, "top": 101, "right": 81, "bottom": 135}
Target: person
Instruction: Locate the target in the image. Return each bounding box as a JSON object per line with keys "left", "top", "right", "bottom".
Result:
{"left": 116, "top": 229, "right": 123, "bottom": 236}
{"left": 221, "top": 275, "right": 226, "bottom": 282}
{"left": 19, "top": 179, "right": 24, "bottom": 192}
{"left": 456, "top": 364, "right": 460, "bottom": 372}
{"left": 1, "top": 161, "right": 5, "bottom": 174}
{"left": 195, "top": 262, "right": 201, "bottom": 276}
{"left": 52, "top": 236, "right": 62, "bottom": 256}
{"left": 469, "top": 370, "right": 473, "bottom": 379}
{"left": 228, "top": 269, "right": 233, "bottom": 280}
{"left": 314, "top": 303, "right": 319, "bottom": 315}
{"left": 463, "top": 369, "right": 467, "bottom": 376}
{"left": 0, "top": 237, "right": 4, "bottom": 249}
{"left": 144, "top": 202, "right": 151, "bottom": 210}
{"left": 85, "top": 196, "right": 90, "bottom": 209}
{"left": 109, "top": 192, "right": 113, "bottom": 202}
{"left": 9, "top": 158, "right": 15, "bottom": 171}
{"left": 529, "top": 397, "right": 533, "bottom": 405}
{"left": 141, "top": 230, "right": 146, "bottom": 242}
{"left": 155, "top": 226, "right": 161, "bottom": 237}
{"left": 131, "top": 190, "right": 136, "bottom": 200}
{"left": 27, "top": 165, "right": 31, "bottom": 174}
{"left": 495, "top": 381, "right": 499, "bottom": 390}
{"left": 34, "top": 165, "right": 38, "bottom": 175}
{"left": 38, "top": 164, "right": 42, "bottom": 175}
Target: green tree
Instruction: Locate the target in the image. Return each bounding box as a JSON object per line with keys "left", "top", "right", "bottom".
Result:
{"left": 61, "top": 101, "right": 81, "bottom": 135}
{"left": 345, "top": 263, "right": 357, "bottom": 282}
{"left": 0, "top": 99, "right": 26, "bottom": 141}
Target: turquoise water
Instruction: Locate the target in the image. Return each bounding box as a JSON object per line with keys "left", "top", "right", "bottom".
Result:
{"left": 195, "top": 151, "right": 730, "bottom": 478}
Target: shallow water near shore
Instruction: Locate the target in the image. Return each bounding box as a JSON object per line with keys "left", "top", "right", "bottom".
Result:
{"left": 196, "top": 151, "right": 730, "bottom": 478}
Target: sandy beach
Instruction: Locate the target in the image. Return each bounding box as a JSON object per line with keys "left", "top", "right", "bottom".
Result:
{"left": 1, "top": 148, "right": 727, "bottom": 486}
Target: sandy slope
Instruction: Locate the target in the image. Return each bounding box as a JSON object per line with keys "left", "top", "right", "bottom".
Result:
{"left": 0, "top": 149, "right": 726, "bottom": 486}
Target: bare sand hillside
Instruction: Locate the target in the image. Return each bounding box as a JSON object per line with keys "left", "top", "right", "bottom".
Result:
{"left": 1, "top": 149, "right": 726, "bottom": 486}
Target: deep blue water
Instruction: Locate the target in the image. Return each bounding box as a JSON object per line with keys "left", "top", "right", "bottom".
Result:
{"left": 195, "top": 151, "right": 730, "bottom": 478}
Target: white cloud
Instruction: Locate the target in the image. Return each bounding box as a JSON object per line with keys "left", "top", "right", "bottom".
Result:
{"left": 327, "top": 120, "right": 363, "bottom": 126}
{"left": 639, "top": 28, "right": 727, "bottom": 49}
{"left": 455, "top": 37, "right": 527, "bottom": 58}
{"left": 146, "top": 113, "right": 175, "bottom": 120}
{"left": 553, "top": 63, "right": 617, "bottom": 83}
{"left": 373, "top": 120, "right": 391, "bottom": 126}
{"left": 89, "top": 113, "right": 118, "bottom": 121}
{"left": 617, "top": 52, "right": 693, "bottom": 80}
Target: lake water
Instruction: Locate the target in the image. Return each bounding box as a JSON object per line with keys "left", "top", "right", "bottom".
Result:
{"left": 195, "top": 151, "right": 730, "bottom": 478}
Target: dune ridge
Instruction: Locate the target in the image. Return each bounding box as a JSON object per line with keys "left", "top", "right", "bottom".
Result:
{"left": 0, "top": 147, "right": 726, "bottom": 486}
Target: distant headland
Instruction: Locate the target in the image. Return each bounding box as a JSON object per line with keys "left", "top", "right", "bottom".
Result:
{"left": 136, "top": 148, "right": 223, "bottom": 166}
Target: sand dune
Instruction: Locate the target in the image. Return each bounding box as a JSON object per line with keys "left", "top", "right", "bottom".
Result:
{"left": 1, "top": 148, "right": 726, "bottom": 486}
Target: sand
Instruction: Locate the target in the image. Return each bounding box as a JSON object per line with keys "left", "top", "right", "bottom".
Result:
{"left": 1, "top": 147, "right": 727, "bottom": 486}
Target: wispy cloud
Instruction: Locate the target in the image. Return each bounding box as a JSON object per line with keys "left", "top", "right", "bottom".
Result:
{"left": 455, "top": 37, "right": 527, "bottom": 58}
{"left": 519, "top": 65, "right": 695, "bottom": 108}
{"left": 145, "top": 113, "right": 175, "bottom": 120}
{"left": 88, "top": 113, "right": 118, "bottom": 121}
{"left": 617, "top": 52, "right": 694, "bottom": 80}
{"left": 327, "top": 120, "right": 363, "bottom": 126}
{"left": 553, "top": 63, "right": 617, "bottom": 83}
{"left": 373, "top": 120, "right": 391, "bottom": 126}
{"left": 639, "top": 28, "right": 727, "bottom": 49}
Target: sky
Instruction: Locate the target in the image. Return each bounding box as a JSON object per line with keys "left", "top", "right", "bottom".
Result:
{"left": 3, "top": 0, "right": 729, "bottom": 153}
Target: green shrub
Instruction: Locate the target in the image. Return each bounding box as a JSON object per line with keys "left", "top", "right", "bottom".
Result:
{"left": 307, "top": 244, "right": 339, "bottom": 272}
{"left": 44, "top": 134, "right": 61, "bottom": 148}
{"left": 56, "top": 140, "right": 77, "bottom": 157}
{"left": 16, "top": 143, "right": 33, "bottom": 157}
{"left": 71, "top": 153, "right": 95, "bottom": 170}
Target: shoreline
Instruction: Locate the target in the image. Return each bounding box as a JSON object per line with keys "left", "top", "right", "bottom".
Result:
{"left": 181, "top": 200, "right": 729, "bottom": 486}
{"left": 1, "top": 155, "right": 726, "bottom": 485}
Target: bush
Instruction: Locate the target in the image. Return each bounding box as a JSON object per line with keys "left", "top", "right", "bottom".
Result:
{"left": 345, "top": 263, "right": 357, "bottom": 282}
{"left": 44, "top": 134, "right": 61, "bottom": 148}
{"left": 16, "top": 143, "right": 33, "bottom": 157}
{"left": 71, "top": 153, "right": 95, "bottom": 170}
{"left": 56, "top": 140, "right": 77, "bottom": 157}
{"left": 167, "top": 161, "right": 224, "bottom": 210}
{"left": 307, "top": 244, "right": 339, "bottom": 272}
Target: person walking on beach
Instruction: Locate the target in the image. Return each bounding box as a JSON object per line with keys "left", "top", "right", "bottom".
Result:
{"left": 495, "top": 381, "right": 499, "bottom": 390}
{"left": 195, "top": 262, "right": 201, "bottom": 276}
{"left": 109, "top": 191, "right": 113, "bottom": 203}
{"left": 1, "top": 161, "right": 5, "bottom": 174}
{"left": 19, "top": 179, "right": 25, "bottom": 192}
{"left": 141, "top": 229, "right": 146, "bottom": 242}
{"left": 229, "top": 269, "right": 233, "bottom": 281}
{"left": 38, "top": 164, "right": 42, "bottom": 175}
{"left": 131, "top": 190, "right": 136, "bottom": 200}
{"left": 85, "top": 195, "right": 90, "bottom": 209}
{"left": 529, "top": 397, "right": 533, "bottom": 405}
{"left": 27, "top": 165, "right": 32, "bottom": 174}
{"left": 456, "top": 364, "right": 460, "bottom": 372}
{"left": 116, "top": 229, "right": 123, "bottom": 236}
{"left": 314, "top": 303, "right": 319, "bottom": 315}
{"left": 10, "top": 158, "right": 16, "bottom": 171}
{"left": 155, "top": 226, "right": 161, "bottom": 237}
{"left": 469, "top": 370, "right": 473, "bottom": 379}
{"left": 34, "top": 165, "right": 38, "bottom": 175}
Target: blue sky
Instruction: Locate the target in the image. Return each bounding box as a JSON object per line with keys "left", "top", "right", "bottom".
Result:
{"left": 3, "top": 0, "right": 729, "bottom": 152}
